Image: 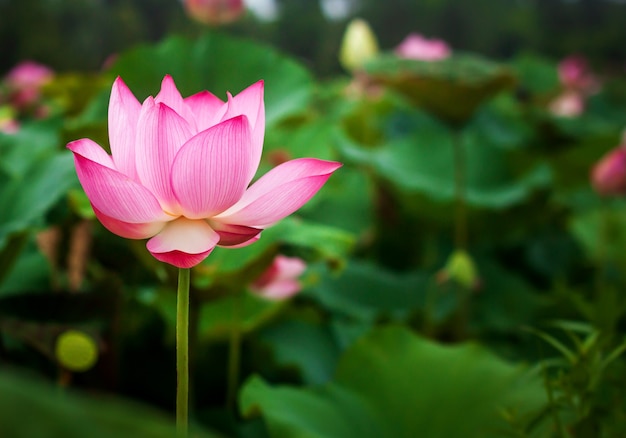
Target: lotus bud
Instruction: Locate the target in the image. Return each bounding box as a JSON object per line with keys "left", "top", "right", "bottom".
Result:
{"left": 395, "top": 33, "right": 451, "bottom": 61}
{"left": 436, "top": 250, "right": 480, "bottom": 290}
{"left": 182, "top": 0, "right": 245, "bottom": 26}
{"left": 591, "top": 145, "right": 626, "bottom": 196}
{"left": 340, "top": 18, "right": 379, "bottom": 72}
{"left": 250, "top": 255, "right": 307, "bottom": 300}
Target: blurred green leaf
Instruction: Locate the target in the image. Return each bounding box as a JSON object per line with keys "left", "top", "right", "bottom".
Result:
{"left": 365, "top": 52, "right": 515, "bottom": 126}
{"left": 510, "top": 53, "right": 559, "bottom": 95}
{"left": 260, "top": 319, "right": 341, "bottom": 385}
{"left": 241, "top": 326, "right": 547, "bottom": 438}
{"left": 305, "top": 260, "right": 429, "bottom": 321}
{"left": 339, "top": 111, "right": 551, "bottom": 208}
{"left": 198, "top": 292, "right": 284, "bottom": 341}
{"left": 0, "top": 370, "right": 223, "bottom": 438}
{"left": 569, "top": 207, "right": 626, "bottom": 264}
{"left": 110, "top": 32, "right": 314, "bottom": 127}
{"left": 0, "top": 121, "right": 77, "bottom": 249}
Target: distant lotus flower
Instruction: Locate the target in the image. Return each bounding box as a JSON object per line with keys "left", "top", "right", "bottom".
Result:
{"left": 557, "top": 55, "right": 600, "bottom": 95}
{"left": 591, "top": 145, "right": 626, "bottom": 196}
{"left": 182, "top": 0, "right": 245, "bottom": 25}
{"left": 4, "top": 61, "right": 54, "bottom": 109}
{"left": 67, "top": 76, "right": 341, "bottom": 268}
{"left": 250, "top": 255, "right": 306, "bottom": 300}
{"left": 549, "top": 91, "right": 585, "bottom": 118}
{"left": 395, "top": 33, "right": 451, "bottom": 61}
{"left": 339, "top": 18, "right": 380, "bottom": 72}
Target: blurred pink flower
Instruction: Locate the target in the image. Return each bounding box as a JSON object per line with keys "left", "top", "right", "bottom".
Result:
{"left": 67, "top": 76, "right": 341, "bottom": 268}
{"left": 591, "top": 145, "right": 626, "bottom": 196}
{"left": 250, "top": 255, "right": 307, "bottom": 300}
{"left": 182, "top": 0, "right": 245, "bottom": 25}
{"left": 0, "top": 117, "right": 19, "bottom": 134}
{"left": 4, "top": 61, "right": 54, "bottom": 109}
{"left": 395, "top": 33, "right": 451, "bottom": 61}
{"left": 548, "top": 91, "right": 585, "bottom": 118}
{"left": 557, "top": 55, "right": 600, "bottom": 95}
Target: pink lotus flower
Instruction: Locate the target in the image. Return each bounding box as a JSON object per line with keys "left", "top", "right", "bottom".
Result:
{"left": 548, "top": 90, "right": 585, "bottom": 118}
{"left": 4, "top": 61, "right": 54, "bottom": 109}
{"left": 557, "top": 55, "right": 600, "bottom": 95}
{"left": 250, "top": 255, "right": 306, "bottom": 300}
{"left": 182, "top": 0, "right": 245, "bottom": 25}
{"left": 395, "top": 33, "right": 451, "bottom": 61}
{"left": 591, "top": 145, "right": 626, "bottom": 196}
{"left": 67, "top": 76, "right": 341, "bottom": 268}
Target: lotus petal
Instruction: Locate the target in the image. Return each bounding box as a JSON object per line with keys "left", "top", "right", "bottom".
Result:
{"left": 214, "top": 158, "right": 342, "bottom": 227}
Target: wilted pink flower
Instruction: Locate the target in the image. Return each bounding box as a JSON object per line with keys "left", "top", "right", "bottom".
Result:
{"left": 549, "top": 91, "right": 585, "bottom": 118}
{"left": 67, "top": 76, "right": 341, "bottom": 268}
{"left": 557, "top": 55, "right": 600, "bottom": 95}
{"left": 591, "top": 145, "right": 626, "bottom": 196}
{"left": 250, "top": 255, "right": 307, "bottom": 300}
{"left": 395, "top": 33, "right": 451, "bottom": 61}
{"left": 183, "top": 0, "right": 245, "bottom": 25}
{"left": 4, "top": 61, "right": 54, "bottom": 109}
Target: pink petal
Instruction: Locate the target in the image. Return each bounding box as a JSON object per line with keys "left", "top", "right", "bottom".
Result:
{"left": 273, "top": 255, "right": 307, "bottom": 280}
{"left": 222, "top": 81, "right": 265, "bottom": 184}
{"left": 146, "top": 218, "right": 220, "bottom": 268}
{"left": 154, "top": 75, "right": 190, "bottom": 121}
{"left": 221, "top": 234, "right": 262, "bottom": 248}
{"left": 184, "top": 90, "right": 227, "bottom": 133}
{"left": 150, "top": 250, "right": 215, "bottom": 269}
{"left": 109, "top": 77, "right": 141, "bottom": 179}
{"left": 67, "top": 138, "right": 115, "bottom": 169}
{"left": 135, "top": 97, "right": 193, "bottom": 213}
{"left": 252, "top": 279, "right": 301, "bottom": 300}
{"left": 93, "top": 205, "right": 166, "bottom": 239}
{"left": 69, "top": 145, "right": 170, "bottom": 223}
{"left": 209, "top": 221, "right": 262, "bottom": 246}
{"left": 171, "top": 116, "right": 252, "bottom": 218}
{"left": 214, "top": 158, "right": 342, "bottom": 227}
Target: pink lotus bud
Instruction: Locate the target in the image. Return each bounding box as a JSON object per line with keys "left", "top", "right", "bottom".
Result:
{"left": 250, "top": 255, "right": 307, "bottom": 300}
{"left": 182, "top": 0, "right": 245, "bottom": 25}
{"left": 591, "top": 146, "right": 626, "bottom": 196}
{"left": 4, "top": 61, "right": 54, "bottom": 109}
{"left": 395, "top": 33, "right": 451, "bottom": 61}
{"left": 548, "top": 91, "right": 584, "bottom": 117}
{"left": 557, "top": 55, "right": 600, "bottom": 95}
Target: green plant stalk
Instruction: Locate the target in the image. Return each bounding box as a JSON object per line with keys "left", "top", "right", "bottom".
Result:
{"left": 453, "top": 129, "right": 467, "bottom": 250}
{"left": 227, "top": 291, "right": 243, "bottom": 410}
{"left": 176, "top": 268, "right": 191, "bottom": 436}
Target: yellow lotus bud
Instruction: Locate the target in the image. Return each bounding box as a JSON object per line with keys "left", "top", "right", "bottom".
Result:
{"left": 339, "top": 18, "right": 379, "bottom": 72}
{"left": 55, "top": 330, "right": 98, "bottom": 372}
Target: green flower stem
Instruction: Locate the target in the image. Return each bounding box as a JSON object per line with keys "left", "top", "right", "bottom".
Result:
{"left": 453, "top": 129, "right": 467, "bottom": 250}
{"left": 176, "top": 267, "right": 191, "bottom": 436}
{"left": 227, "top": 291, "right": 243, "bottom": 411}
